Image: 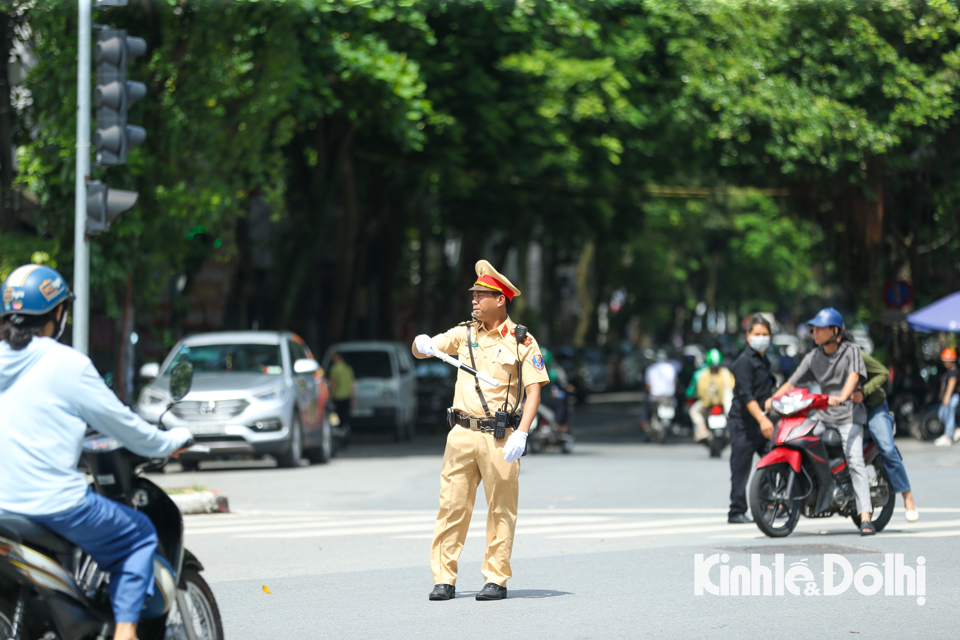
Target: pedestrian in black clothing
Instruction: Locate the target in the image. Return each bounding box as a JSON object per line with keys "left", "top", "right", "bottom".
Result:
{"left": 727, "top": 315, "right": 776, "bottom": 524}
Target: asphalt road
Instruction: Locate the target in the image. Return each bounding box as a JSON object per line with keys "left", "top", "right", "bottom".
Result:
{"left": 151, "top": 398, "right": 960, "bottom": 639}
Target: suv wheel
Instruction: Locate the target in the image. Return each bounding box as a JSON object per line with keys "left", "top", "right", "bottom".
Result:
{"left": 277, "top": 414, "right": 304, "bottom": 468}
{"left": 306, "top": 417, "right": 332, "bottom": 464}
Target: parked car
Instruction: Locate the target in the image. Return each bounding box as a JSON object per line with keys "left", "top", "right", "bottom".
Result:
{"left": 136, "top": 331, "right": 334, "bottom": 470}
{"left": 415, "top": 358, "right": 457, "bottom": 427}
{"left": 578, "top": 347, "right": 609, "bottom": 395}
{"left": 322, "top": 341, "right": 418, "bottom": 441}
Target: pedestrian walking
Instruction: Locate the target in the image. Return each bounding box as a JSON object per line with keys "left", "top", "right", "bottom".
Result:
{"left": 412, "top": 260, "right": 549, "bottom": 602}
{"left": 934, "top": 348, "right": 959, "bottom": 447}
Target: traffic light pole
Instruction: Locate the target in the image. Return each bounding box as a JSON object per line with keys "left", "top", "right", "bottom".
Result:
{"left": 73, "top": 0, "right": 91, "bottom": 354}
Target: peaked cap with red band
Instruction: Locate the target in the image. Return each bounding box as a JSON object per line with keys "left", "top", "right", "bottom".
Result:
{"left": 468, "top": 260, "right": 521, "bottom": 301}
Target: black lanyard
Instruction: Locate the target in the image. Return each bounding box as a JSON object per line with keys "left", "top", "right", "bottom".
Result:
{"left": 466, "top": 326, "right": 493, "bottom": 417}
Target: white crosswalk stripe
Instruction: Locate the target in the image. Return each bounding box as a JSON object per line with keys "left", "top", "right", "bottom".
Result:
{"left": 182, "top": 508, "right": 960, "bottom": 541}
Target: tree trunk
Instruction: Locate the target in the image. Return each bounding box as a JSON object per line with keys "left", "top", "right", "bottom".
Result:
{"left": 326, "top": 124, "right": 359, "bottom": 345}
{"left": 573, "top": 240, "right": 595, "bottom": 347}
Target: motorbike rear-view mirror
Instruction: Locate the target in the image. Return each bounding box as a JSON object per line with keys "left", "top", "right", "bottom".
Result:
{"left": 169, "top": 362, "right": 194, "bottom": 402}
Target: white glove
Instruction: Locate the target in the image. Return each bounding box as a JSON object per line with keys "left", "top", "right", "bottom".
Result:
{"left": 168, "top": 426, "right": 194, "bottom": 450}
{"left": 414, "top": 334, "right": 435, "bottom": 357}
{"left": 503, "top": 430, "right": 528, "bottom": 463}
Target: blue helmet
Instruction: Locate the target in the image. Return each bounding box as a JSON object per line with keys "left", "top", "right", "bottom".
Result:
{"left": 1, "top": 264, "right": 74, "bottom": 319}
{"left": 807, "top": 307, "right": 844, "bottom": 329}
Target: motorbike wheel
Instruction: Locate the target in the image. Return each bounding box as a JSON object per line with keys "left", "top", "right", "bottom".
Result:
{"left": 709, "top": 435, "right": 723, "bottom": 458}
{"left": 851, "top": 459, "right": 896, "bottom": 532}
{"left": 165, "top": 569, "right": 224, "bottom": 640}
{"left": 655, "top": 425, "right": 667, "bottom": 444}
{"left": 529, "top": 435, "right": 546, "bottom": 454}
{"left": 916, "top": 408, "right": 945, "bottom": 441}
{"left": 749, "top": 463, "right": 802, "bottom": 538}
{"left": 649, "top": 416, "right": 667, "bottom": 444}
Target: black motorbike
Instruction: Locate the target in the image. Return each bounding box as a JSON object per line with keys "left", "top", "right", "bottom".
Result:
{"left": 0, "top": 363, "right": 223, "bottom": 640}
{"left": 526, "top": 403, "right": 574, "bottom": 454}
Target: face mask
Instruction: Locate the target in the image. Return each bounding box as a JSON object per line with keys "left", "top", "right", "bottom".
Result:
{"left": 748, "top": 335, "right": 771, "bottom": 352}
{"left": 53, "top": 307, "right": 69, "bottom": 341}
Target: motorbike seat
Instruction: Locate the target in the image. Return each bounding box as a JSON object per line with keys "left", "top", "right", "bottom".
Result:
{"left": 0, "top": 514, "right": 75, "bottom": 557}
{"left": 821, "top": 425, "right": 873, "bottom": 449}
{"left": 821, "top": 427, "right": 843, "bottom": 449}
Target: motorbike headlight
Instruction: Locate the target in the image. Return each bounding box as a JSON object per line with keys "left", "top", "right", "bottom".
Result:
{"left": 139, "top": 389, "right": 168, "bottom": 406}
{"left": 772, "top": 395, "right": 812, "bottom": 415}
{"left": 254, "top": 386, "right": 288, "bottom": 403}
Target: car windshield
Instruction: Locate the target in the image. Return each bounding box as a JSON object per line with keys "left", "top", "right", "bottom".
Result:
{"left": 416, "top": 361, "right": 453, "bottom": 379}
{"left": 341, "top": 351, "right": 392, "bottom": 378}
{"left": 165, "top": 344, "right": 283, "bottom": 375}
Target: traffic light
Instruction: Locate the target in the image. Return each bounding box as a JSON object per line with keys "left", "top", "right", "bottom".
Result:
{"left": 86, "top": 180, "right": 138, "bottom": 234}
{"left": 93, "top": 29, "right": 146, "bottom": 165}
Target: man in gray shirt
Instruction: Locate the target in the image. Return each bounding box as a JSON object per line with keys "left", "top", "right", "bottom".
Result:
{"left": 767, "top": 308, "right": 875, "bottom": 535}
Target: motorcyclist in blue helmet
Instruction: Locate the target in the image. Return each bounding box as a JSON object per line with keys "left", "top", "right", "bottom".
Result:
{"left": 1, "top": 263, "right": 74, "bottom": 344}
{"left": 767, "top": 307, "right": 875, "bottom": 535}
{"left": 1, "top": 264, "right": 193, "bottom": 640}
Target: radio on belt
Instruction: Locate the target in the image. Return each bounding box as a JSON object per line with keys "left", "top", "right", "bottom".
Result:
{"left": 494, "top": 410, "right": 509, "bottom": 438}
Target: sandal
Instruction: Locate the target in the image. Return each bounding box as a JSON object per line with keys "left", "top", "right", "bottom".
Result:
{"left": 860, "top": 521, "right": 876, "bottom": 536}
{"left": 905, "top": 509, "right": 919, "bottom": 523}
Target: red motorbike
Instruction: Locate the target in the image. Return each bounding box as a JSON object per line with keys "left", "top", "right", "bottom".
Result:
{"left": 749, "top": 388, "right": 895, "bottom": 537}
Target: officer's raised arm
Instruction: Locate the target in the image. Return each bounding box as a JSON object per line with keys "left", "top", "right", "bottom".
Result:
{"left": 413, "top": 326, "right": 462, "bottom": 360}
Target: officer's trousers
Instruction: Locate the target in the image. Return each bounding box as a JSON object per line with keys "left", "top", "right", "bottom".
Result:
{"left": 431, "top": 425, "right": 520, "bottom": 587}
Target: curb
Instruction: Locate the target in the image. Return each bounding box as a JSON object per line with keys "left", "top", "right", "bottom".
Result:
{"left": 168, "top": 491, "right": 230, "bottom": 515}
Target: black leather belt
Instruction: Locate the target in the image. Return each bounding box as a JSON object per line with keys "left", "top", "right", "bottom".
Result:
{"left": 454, "top": 411, "right": 496, "bottom": 433}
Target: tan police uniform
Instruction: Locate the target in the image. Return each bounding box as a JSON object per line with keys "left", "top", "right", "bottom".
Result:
{"left": 429, "top": 262, "right": 549, "bottom": 588}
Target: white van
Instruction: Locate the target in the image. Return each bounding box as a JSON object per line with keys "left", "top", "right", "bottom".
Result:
{"left": 322, "top": 341, "right": 418, "bottom": 441}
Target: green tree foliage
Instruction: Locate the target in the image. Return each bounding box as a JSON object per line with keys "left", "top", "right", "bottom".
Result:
{"left": 7, "top": 0, "right": 959, "bottom": 359}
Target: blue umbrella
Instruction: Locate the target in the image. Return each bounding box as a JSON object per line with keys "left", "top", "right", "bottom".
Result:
{"left": 906, "top": 291, "right": 960, "bottom": 332}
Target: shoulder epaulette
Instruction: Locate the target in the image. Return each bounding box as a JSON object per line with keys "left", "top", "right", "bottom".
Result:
{"left": 510, "top": 328, "right": 533, "bottom": 347}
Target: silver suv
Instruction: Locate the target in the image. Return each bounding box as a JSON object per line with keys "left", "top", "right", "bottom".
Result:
{"left": 136, "top": 331, "right": 333, "bottom": 470}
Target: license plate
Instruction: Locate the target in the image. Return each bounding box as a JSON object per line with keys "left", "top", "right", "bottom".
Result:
{"left": 708, "top": 415, "right": 727, "bottom": 429}
{"left": 657, "top": 406, "right": 675, "bottom": 420}
{"left": 187, "top": 423, "right": 226, "bottom": 435}
{"left": 352, "top": 407, "right": 374, "bottom": 417}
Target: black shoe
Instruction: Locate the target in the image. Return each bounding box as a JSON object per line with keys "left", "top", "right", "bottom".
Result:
{"left": 429, "top": 584, "right": 455, "bottom": 601}
{"left": 475, "top": 583, "right": 507, "bottom": 601}
{"left": 728, "top": 513, "right": 753, "bottom": 524}
{"left": 860, "top": 521, "right": 876, "bottom": 536}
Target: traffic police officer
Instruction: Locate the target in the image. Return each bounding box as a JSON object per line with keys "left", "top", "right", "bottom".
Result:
{"left": 413, "top": 260, "right": 549, "bottom": 601}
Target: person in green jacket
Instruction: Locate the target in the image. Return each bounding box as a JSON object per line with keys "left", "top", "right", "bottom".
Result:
{"left": 851, "top": 348, "right": 919, "bottom": 523}
{"left": 328, "top": 352, "right": 356, "bottom": 430}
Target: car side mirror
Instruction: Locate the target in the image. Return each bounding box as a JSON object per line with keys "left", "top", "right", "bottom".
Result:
{"left": 294, "top": 358, "right": 320, "bottom": 375}
{"left": 169, "top": 362, "right": 194, "bottom": 402}
{"left": 139, "top": 362, "right": 160, "bottom": 380}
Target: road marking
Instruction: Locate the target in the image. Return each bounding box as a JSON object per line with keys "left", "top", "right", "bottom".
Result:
{"left": 181, "top": 509, "right": 960, "bottom": 542}
{"left": 714, "top": 518, "right": 960, "bottom": 540}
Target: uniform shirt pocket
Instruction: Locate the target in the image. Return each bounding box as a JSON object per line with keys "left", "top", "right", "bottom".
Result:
{"left": 494, "top": 349, "right": 519, "bottom": 382}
